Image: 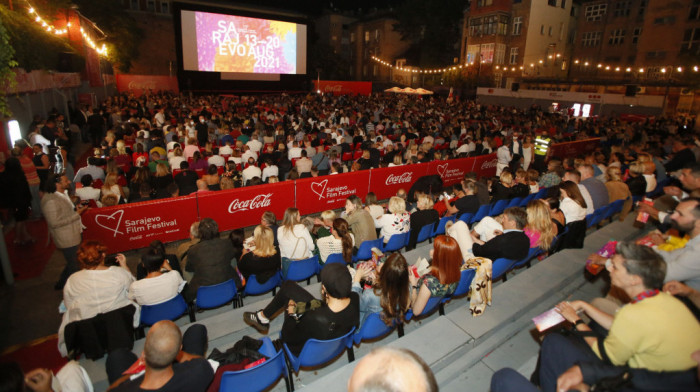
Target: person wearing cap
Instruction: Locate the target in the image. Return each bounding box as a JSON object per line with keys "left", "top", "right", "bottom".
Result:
{"left": 243, "top": 263, "right": 360, "bottom": 356}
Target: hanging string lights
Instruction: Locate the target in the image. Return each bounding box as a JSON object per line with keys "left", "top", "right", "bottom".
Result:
{"left": 25, "top": 2, "right": 108, "bottom": 56}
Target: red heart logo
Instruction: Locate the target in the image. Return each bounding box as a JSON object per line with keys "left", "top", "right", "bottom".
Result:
{"left": 311, "top": 179, "right": 329, "bottom": 199}
{"left": 94, "top": 209, "right": 124, "bottom": 237}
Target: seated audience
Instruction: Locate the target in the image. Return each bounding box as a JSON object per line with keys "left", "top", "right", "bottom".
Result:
{"left": 129, "top": 253, "right": 185, "bottom": 306}
{"left": 524, "top": 199, "right": 556, "bottom": 251}
{"left": 352, "top": 252, "right": 410, "bottom": 326}
{"left": 471, "top": 207, "right": 530, "bottom": 261}
{"left": 344, "top": 195, "right": 378, "bottom": 247}
{"left": 408, "top": 194, "right": 440, "bottom": 250}
{"left": 348, "top": 347, "right": 438, "bottom": 392}
{"left": 238, "top": 225, "right": 281, "bottom": 284}
{"left": 278, "top": 207, "right": 315, "bottom": 273}
{"left": 376, "top": 196, "right": 411, "bottom": 243}
{"left": 184, "top": 218, "right": 236, "bottom": 301}
{"left": 409, "top": 235, "right": 461, "bottom": 315}
{"left": 559, "top": 181, "right": 588, "bottom": 224}
{"left": 317, "top": 218, "right": 355, "bottom": 264}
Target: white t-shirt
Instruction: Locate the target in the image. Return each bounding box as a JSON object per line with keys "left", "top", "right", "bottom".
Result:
{"left": 128, "top": 271, "right": 186, "bottom": 306}
{"left": 277, "top": 224, "right": 315, "bottom": 259}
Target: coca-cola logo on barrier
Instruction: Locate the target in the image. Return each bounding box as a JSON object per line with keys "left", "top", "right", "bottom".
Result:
{"left": 228, "top": 193, "right": 273, "bottom": 213}
{"left": 385, "top": 172, "right": 412, "bottom": 185}
{"left": 324, "top": 85, "right": 343, "bottom": 93}
{"left": 480, "top": 158, "right": 498, "bottom": 170}
{"left": 128, "top": 80, "right": 157, "bottom": 91}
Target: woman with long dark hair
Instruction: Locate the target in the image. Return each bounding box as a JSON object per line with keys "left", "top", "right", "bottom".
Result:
{"left": 559, "top": 181, "right": 587, "bottom": 224}
{"left": 317, "top": 218, "right": 355, "bottom": 264}
{"left": 352, "top": 252, "right": 410, "bottom": 326}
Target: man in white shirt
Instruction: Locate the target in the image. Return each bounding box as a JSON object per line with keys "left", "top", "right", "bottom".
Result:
{"left": 219, "top": 141, "right": 234, "bottom": 156}
{"left": 242, "top": 158, "right": 262, "bottom": 186}
{"left": 207, "top": 150, "right": 225, "bottom": 167}
{"left": 241, "top": 145, "right": 258, "bottom": 164}
{"left": 496, "top": 142, "right": 512, "bottom": 176}
{"left": 75, "top": 174, "right": 101, "bottom": 206}
{"left": 288, "top": 141, "right": 303, "bottom": 160}
{"left": 246, "top": 134, "right": 263, "bottom": 153}
{"left": 153, "top": 107, "right": 166, "bottom": 128}
{"left": 262, "top": 160, "right": 279, "bottom": 182}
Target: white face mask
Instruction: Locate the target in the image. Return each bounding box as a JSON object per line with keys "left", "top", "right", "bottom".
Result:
{"left": 200, "top": 119, "right": 205, "bottom": 123}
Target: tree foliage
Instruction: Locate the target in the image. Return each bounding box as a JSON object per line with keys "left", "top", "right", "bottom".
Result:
{"left": 309, "top": 43, "right": 352, "bottom": 81}
{"left": 393, "top": 0, "right": 465, "bottom": 68}
{"left": 0, "top": 17, "right": 17, "bottom": 116}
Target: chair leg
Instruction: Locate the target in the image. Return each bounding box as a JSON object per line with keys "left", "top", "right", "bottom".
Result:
{"left": 347, "top": 346, "right": 355, "bottom": 362}
{"left": 502, "top": 274, "right": 508, "bottom": 282}
{"left": 283, "top": 373, "right": 292, "bottom": 392}
{"left": 397, "top": 323, "right": 404, "bottom": 338}
{"left": 286, "top": 358, "right": 295, "bottom": 392}
{"left": 188, "top": 304, "right": 196, "bottom": 323}
{"left": 439, "top": 303, "right": 445, "bottom": 316}
{"left": 272, "top": 287, "right": 277, "bottom": 296}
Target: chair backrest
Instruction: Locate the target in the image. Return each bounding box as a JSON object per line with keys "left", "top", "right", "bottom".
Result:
{"left": 353, "top": 312, "right": 395, "bottom": 344}
{"left": 561, "top": 220, "right": 587, "bottom": 249}
{"left": 353, "top": 238, "right": 383, "bottom": 262}
{"left": 325, "top": 253, "right": 347, "bottom": 265}
{"left": 406, "top": 295, "right": 443, "bottom": 320}
{"left": 513, "top": 247, "right": 542, "bottom": 268}
{"left": 519, "top": 193, "right": 536, "bottom": 207}
{"left": 489, "top": 199, "right": 509, "bottom": 216}
{"left": 285, "top": 327, "right": 356, "bottom": 372}
{"left": 416, "top": 223, "right": 434, "bottom": 244}
{"left": 507, "top": 197, "right": 523, "bottom": 208}
{"left": 140, "top": 295, "right": 188, "bottom": 326}
{"left": 284, "top": 255, "right": 319, "bottom": 282}
{"left": 196, "top": 279, "right": 237, "bottom": 309}
{"left": 534, "top": 187, "right": 549, "bottom": 200}
{"left": 604, "top": 199, "right": 625, "bottom": 219}
{"left": 492, "top": 258, "right": 517, "bottom": 281}
{"left": 457, "top": 213, "right": 474, "bottom": 225}
{"left": 244, "top": 273, "right": 281, "bottom": 296}
{"left": 219, "top": 346, "right": 287, "bottom": 392}
{"left": 432, "top": 216, "right": 455, "bottom": 236}
{"left": 383, "top": 232, "right": 409, "bottom": 253}
{"left": 470, "top": 204, "right": 491, "bottom": 224}
{"left": 452, "top": 268, "right": 477, "bottom": 298}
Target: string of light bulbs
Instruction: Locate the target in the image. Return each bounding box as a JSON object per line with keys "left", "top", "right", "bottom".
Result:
{"left": 372, "top": 55, "right": 700, "bottom": 75}
{"left": 25, "top": 2, "right": 108, "bottom": 56}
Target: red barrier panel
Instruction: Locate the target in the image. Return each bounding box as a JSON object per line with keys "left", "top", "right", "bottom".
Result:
{"left": 426, "top": 158, "right": 475, "bottom": 186}
{"left": 368, "top": 164, "right": 429, "bottom": 200}
{"left": 471, "top": 153, "right": 498, "bottom": 178}
{"left": 296, "top": 171, "right": 370, "bottom": 214}
{"left": 549, "top": 138, "right": 600, "bottom": 160}
{"left": 116, "top": 74, "right": 180, "bottom": 96}
{"left": 312, "top": 80, "right": 372, "bottom": 96}
{"left": 82, "top": 196, "right": 199, "bottom": 252}
{"left": 196, "top": 181, "right": 294, "bottom": 232}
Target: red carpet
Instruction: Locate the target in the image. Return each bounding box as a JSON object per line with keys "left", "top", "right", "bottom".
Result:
{"left": 4, "top": 220, "right": 56, "bottom": 280}
{"left": 0, "top": 335, "right": 67, "bottom": 374}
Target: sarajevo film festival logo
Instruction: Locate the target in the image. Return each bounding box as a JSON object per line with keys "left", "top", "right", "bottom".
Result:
{"left": 311, "top": 179, "right": 329, "bottom": 199}
{"left": 94, "top": 210, "right": 124, "bottom": 237}
{"left": 437, "top": 163, "right": 448, "bottom": 178}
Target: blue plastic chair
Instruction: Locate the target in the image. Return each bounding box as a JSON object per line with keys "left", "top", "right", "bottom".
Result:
{"left": 432, "top": 215, "right": 455, "bottom": 236}
{"left": 602, "top": 199, "right": 625, "bottom": 221}
{"left": 325, "top": 253, "right": 347, "bottom": 265}
{"left": 353, "top": 312, "right": 396, "bottom": 345}
{"left": 439, "top": 268, "right": 477, "bottom": 315}
{"left": 405, "top": 296, "right": 443, "bottom": 321}
{"left": 283, "top": 327, "right": 356, "bottom": 390}
{"left": 489, "top": 199, "right": 510, "bottom": 217}
{"left": 492, "top": 257, "right": 517, "bottom": 282}
{"left": 219, "top": 337, "right": 290, "bottom": 392}
{"left": 416, "top": 223, "right": 435, "bottom": 245}
{"left": 457, "top": 213, "right": 474, "bottom": 225}
{"left": 470, "top": 204, "right": 491, "bottom": 225}
{"left": 242, "top": 274, "right": 281, "bottom": 307}
{"left": 534, "top": 187, "right": 549, "bottom": 200}
{"left": 512, "top": 247, "right": 543, "bottom": 269}
{"left": 519, "top": 193, "right": 536, "bottom": 207}
{"left": 283, "top": 255, "right": 320, "bottom": 285}
{"left": 382, "top": 232, "right": 409, "bottom": 253}
{"left": 353, "top": 238, "right": 384, "bottom": 263}
{"left": 138, "top": 294, "right": 192, "bottom": 337}
{"left": 551, "top": 226, "right": 569, "bottom": 253}
{"left": 507, "top": 197, "right": 523, "bottom": 208}
{"left": 193, "top": 279, "right": 240, "bottom": 313}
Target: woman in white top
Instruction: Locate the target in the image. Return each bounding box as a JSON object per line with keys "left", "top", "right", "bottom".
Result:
{"left": 317, "top": 218, "right": 355, "bottom": 264}
{"left": 277, "top": 207, "right": 315, "bottom": 260}
{"left": 129, "top": 253, "right": 185, "bottom": 306}
{"left": 376, "top": 196, "right": 411, "bottom": 243}
{"left": 169, "top": 146, "right": 186, "bottom": 170}
{"left": 101, "top": 172, "right": 125, "bottom": 202}
{"left": 364, "top": 192, "right": 385, "bottom": 228}
{"left": 388, "top": 154, "right": 403, "bottom": 167}
{"left": 58, "top": 241, "right": 136, "bottom": 357}
{"left": 559, "top": 180, "right": 588, "bottom": 223}
{"left": 522, "top": 134, "right": 534, "bottom": 171}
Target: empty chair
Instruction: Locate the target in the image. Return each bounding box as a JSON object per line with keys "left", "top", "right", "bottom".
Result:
{"left": 242, "top": 273, "right": 281, "bottom": 303}
{"left": 283, "top": 255, "right": 320, "bottom": 285}
{"left": 432, "top": 215, "right": 455, "bottom": 236}
{"left": 439, "top": 268, "right": 477, "bottom": 315}
{"left": 382, "top": 232, "right": 409, "bottom": 253}
{"left": 352, "top": 238, "right": 384, "bottom": 263}
{"left": 470, "top": 204, "right": 491, "bottom": 225}
{"left": 283, "top": 327, "right": 356, "bottom": 391}
{"left": 192, "top": 279, "right": 240, "bottom": 313}
{"left": 492, "top": 258, "right": 517, "bottom": 282}
{"left": 507, "top": 197, "right": 523, "bottom": 208}
{"left": 353, "top": 312, "right": 397, "bottom": 345}
{"left": 415, "top": 224, "right": 435, "bottom": 246}
{"left": 533, "top": 187, "right": 549, "bottom": 200}
{"left": 325, "top": 253, "right": 347, "bottom": 265}
{"left": 219, "top": 337, "right": 290, "bottom": 392}
{"left": 489, "top": 199, "right": 510, "bottom": 217}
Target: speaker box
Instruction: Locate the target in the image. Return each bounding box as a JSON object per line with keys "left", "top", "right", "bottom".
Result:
{"left": 511, "top": 82, "right": 520, "bottom": 92}
{"left": 625, "top": 84, "right": 638, "bottom": 97}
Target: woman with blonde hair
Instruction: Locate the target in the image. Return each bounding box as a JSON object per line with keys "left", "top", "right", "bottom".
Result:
{"left": 637, "top": 153, "right": 657, "bottom": 193}
{"left": 169, "top": 146, "right": 186, "bottom": 169}
{"left": 114, "top": 140, "right": 131, "bottom": 167}
{"left": 152, "top": 162, "right": 174, "bottom": 196}
{"left": 277, "top": 207, "right": 315, "bottom": 273}
{"left": 101, "top": 172, "right": 126, "bottom": 202}
{"left": 491, "top": 170, "right": 514, "bottom": 201}
{"left": 408, "top": 194, "right": 439, "bottom": 250}
{"left": 317, "top": 218, "right": 355, "bottom": 264}
{"left": 376, "top": 196, "right": 410, "bottom": 243}
{"left": 238, "top": 225, "right": 281, "bottom": 284}
{"left": 389, "top": 154, "right": 403, "bottom": 167}
{"left": 625, "top": 161, "right": 648, "bottom": 196}
{"left": 525, "top": 199, "right": 556, "bottom": 251}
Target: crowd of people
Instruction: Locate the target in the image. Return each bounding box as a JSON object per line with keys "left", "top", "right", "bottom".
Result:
{"left": 2, "top": 90, "right": 700, "bottom": 392}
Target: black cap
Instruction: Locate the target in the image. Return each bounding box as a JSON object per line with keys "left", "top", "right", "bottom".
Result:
{"left": 320, "top": 263, "right": 351, "bottom": 298}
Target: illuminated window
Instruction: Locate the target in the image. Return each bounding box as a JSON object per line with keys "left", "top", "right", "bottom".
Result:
{"left": 480, "top": 43, "right": 495, "bottom": 63}
{"left": 364, "top": 31, "right": 369, "bottom": 42}
{"left": 495, "top": 43, "right": 506, "bottom": 64}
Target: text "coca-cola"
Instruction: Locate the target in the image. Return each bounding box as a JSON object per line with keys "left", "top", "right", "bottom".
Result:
{"left": 228, "top": 193, "right": 273, "bottom": 214}
{"left": 385, "top": 172, "right": 413, "bottom": 185}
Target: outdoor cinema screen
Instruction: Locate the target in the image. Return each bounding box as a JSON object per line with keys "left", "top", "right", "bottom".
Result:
{"left": 181, "top": 10, "right": 307, "bottom": 74}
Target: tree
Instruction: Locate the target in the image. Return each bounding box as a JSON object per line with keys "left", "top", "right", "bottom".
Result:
{"left": 393, "top": 0, "right": 464, "bottom": 68}
{"left": 309, "top": 43, "right": 351, "bottom": 81}
{"left": 0, "top": 17, "right": 17, "bottom": 116}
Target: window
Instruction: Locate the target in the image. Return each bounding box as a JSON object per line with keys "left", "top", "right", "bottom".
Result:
{"left": 614, "top": 1, "right": 631, "bottom": 17}
{"left": 467, "top": 45, "right": 480, "bottom": 63}
{"left": 350, "top": 32, "right": 355, "bottom": 42}
{"left": 130, "top": 0, "right": 139, "bottom": 10}
{"left": 372, "top": 65, "right": 378, "bottom": 77}
{"left": 512, "top": 16, "right": 522, "bottom": 35}
{"left": 690, "top": 0, "right": 700, "bottom": 20}
{"left": 374, "top": 29, "right": 380, "bottom": 40}
{"left": 540, "top": 25, "right": 545, "bottom": 35}
{"left": 653, "top": 16, "right": 676, "bottom": 25}
{"left": 548, "top": 0, "right": 556, "bottom": 6}
{"left": 484, "top": 16, "right": 498, "bottom": 35}
{"left": 561, "top": 0, "right": 566, "bottom": 8}
{"left": 495, "top": 43, "right": 506, "bottom": 64}
{"left": 509, "top": 47, "right": 519, "bottom": 64}
{"left": 559, "top": 22, "right": 565, "bottom": 40}
{"left": 146, "top": 0, "right": 155, "bottom": 12}
{"left": 362, "top": 65, "right": 368, "bottom": 77}
{"left": 548, "top": 26, "right": 553, "bottom": 36}
{"left": 585, "top": 4, "right": 607, "bottom": 21}
{"left": 477, "top": 0, "right": 493, "bottom": 6}
{"left": 469, "top": 18, "right": 483, "bottom": 37}
{"left": 497, "top": 15, "right": 509, "bottom": 35}
{"left": 639, "top": 0, "right": 646, "bottom": 16}
{"left": 608, "top": 29, "right": 625, "bottom": 45}
{"left": 632, "top": 27, "right": 642, "bottom": 44}
{"left": 681, "top": 28, "right": 700, "bottom": 55}
{"left": 364, "top": 31, "right": 370, "bottom": 42}
{"left": 581, "top": 31, "right": 602, "bottom": 47}
{"left": 480, "top": 43, "right": 495, "bottom": 63}
{"left": 160, "top": 1, "right": 169, "bottom": 14}
{"left": 513, "top": 0, "right": 522, "bottom": 3}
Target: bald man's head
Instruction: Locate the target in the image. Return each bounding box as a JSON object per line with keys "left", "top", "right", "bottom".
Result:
{"left": 144, "top": 321, "right": 182, "bottom": 370}
{"left": 196, "top": 179, "right": 208, "bottom": 191}
{"left": 348, "top": 347, "right": 438, "bottom": 392}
